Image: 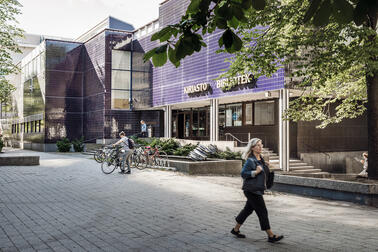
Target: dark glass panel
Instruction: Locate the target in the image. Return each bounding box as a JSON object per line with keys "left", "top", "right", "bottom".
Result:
{"left": 111, "top": 70, "right": 130, "bottom": 89}
{"left": 23, "top": 77, "right": 44, "bottom": 117}
{"left": 131, "top": 90, "right": 151, "bottom": 109}
{"left": 46, "top": 41, "right": 82, "bottom": 71}
{"left": 45, "top": 71, "right": 83, "bottom": 97}
{"left": 132, "top": 52, "right": 151, "bottom": 71}
{"left": 111, "top": 90, "right": 130, "bottom": 109}
{"left": 254, "top": 100, "right": 275, "bottom": 125}
{"left": 132, "top": 71, "right": 150, "bottom": 90}
{"left": 112, "top": 50, "right": 131, "bottom": 70}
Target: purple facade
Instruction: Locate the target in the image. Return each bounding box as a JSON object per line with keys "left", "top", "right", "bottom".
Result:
{"left": 134, "top": 0, "right": 284, "bottom": 108}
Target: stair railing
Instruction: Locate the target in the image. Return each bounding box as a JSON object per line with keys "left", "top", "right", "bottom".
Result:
{"left": 225, "top": 133, "right": 249, "bottom": 146}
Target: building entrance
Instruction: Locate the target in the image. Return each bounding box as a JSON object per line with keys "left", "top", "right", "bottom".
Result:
{"left": 172, "top": 107, "right": 210, "bottom": 140}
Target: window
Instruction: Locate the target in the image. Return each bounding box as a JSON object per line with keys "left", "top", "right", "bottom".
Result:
{"left": 245, "top": 103, "right": 253, "bottom": 125}
{"left": 254, "top": 100, "right": 275, "bottom": 125}
{"left": 132, "top": 72, "right": 150, "bottom": 89}
{"left": 198, "top": 110, "right": 207, "bottom": 136}
{"left": 225, "top": 103, "right": 242, "bottom": 126}
{"left": 112, "top": 71, "right": 131, "bottom": 90}
{"left": 112, "top": 50, "right": 131, "bottom": 70}
{"left": 192, "top": 111, "right": 198, "bottom": 136}
{"left": 111, "top": 90, "right": 130, "bottom": 109}
{"left": 219, "top": 105, "right": 225, "bottom": 128}
{"left": 111, "top": 50, "right": 131, "bottom": 109}
{"left": 132, "top": 53, "right": 151, "bottom": 72}
{"left": 111, "top": 50, "right": 151, "bottom": 110}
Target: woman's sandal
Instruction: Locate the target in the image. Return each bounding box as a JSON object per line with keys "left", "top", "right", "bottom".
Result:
{"left": 268, "top": 235, "right": 284, "bottom": 243}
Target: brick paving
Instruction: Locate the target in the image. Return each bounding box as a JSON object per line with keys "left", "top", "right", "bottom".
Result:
{"left": 0, "top": 149, "right": 378, "bottom": 252}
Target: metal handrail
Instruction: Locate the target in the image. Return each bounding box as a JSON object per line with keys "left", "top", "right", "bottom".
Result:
{"left": 225, "top": 133, "right": 249, "bottom": 144}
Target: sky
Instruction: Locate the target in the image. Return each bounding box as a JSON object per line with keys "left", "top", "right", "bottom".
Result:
{"left": 17, "top": 0, "right": 162, "bottom": 39}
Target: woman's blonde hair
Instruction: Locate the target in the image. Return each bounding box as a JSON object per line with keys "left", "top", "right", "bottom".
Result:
{"left": 242, "top": 138, "right": 262, "bottom": 160}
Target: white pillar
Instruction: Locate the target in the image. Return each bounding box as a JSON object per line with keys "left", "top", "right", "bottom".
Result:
{"left": 279, "top": 89, "right": 290, "bottom": 171}
{"left": 210, "top": 99, "right": 219, "bottom": 141}
{"left": 164, "top": 105, "right": 172, "bottom": 138}
{"left": 215, "top": 99, "right": 219, "bottom": 141}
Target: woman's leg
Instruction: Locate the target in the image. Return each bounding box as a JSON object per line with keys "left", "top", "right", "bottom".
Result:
{"left": 250, "top": 194, "right": 271, "bottom": 231}
{"left": 252, "top": 195, "right": 283, "bottom": 241}
{"left": 234, "top": 191, "right": 255, "bottom": 228}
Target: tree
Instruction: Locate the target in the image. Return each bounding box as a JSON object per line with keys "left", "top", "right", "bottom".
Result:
{"left": 218, "top": 0, "right": 373, "bottom": 127}
{"left": 144, "top": 0, "right": 377, "bottom": 67}
{"left": 0, "top": 0, "right": 23, "bottom": 113}
{"left": 144, "top": 0, "right": 378, "bottom": 178}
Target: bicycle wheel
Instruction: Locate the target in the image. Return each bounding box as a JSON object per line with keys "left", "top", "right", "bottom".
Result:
{"left": 101, "top": 158, "right": 116, "bottom": 174}
{"left": 137, "top": 154, "right": 149, "bottom": 169}
{"left": 130, "top": 153, "right": 140, "bottom": 168}
{"left": 154, "top": 151, "right": 169, "bottom": 167}
{"left": 94, "top": 149, "right": 105, "bottom": 163}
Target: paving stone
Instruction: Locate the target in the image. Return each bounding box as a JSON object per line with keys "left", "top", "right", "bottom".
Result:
{"left": 0, "top": 149, "right": 378, "bottom": 251}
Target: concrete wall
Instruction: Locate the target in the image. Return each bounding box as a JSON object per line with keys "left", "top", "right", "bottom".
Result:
{"left": 296, "top": 110, "right": 367, "bottom": 153}
{"left": 345, "top": 156, "right": 365, "bottom": 174}
{"left": 300, "top": 151, "right": 365, "bottom": 173}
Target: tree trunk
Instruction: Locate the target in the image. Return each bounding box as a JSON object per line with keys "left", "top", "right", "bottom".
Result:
{"left": 367, "top": 12, "right": 378, "bottom": 179}
{"left": 367, "top": 72, "right": 378, "bottom": 179}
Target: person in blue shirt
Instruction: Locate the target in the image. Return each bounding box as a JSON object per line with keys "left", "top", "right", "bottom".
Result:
{"left": 230, "top": 138, "right": 284, "bottom": 243}
{"left": 140, "top": 120, "right": 147, "bottom": 138}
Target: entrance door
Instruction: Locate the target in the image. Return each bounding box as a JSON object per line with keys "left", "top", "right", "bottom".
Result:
{"left": 184, "top": 112, "right": 191, "bottom": 138}
{"left": 177, "top": 113, "right": 184, "bottom": 138}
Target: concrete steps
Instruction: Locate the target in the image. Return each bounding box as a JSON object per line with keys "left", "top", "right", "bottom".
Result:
{"left": 263, "top": 148, "right": 328, "bottom": 176}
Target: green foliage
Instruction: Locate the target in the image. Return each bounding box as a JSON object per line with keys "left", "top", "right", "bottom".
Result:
{"left": 217, "top": 0, "right": 376, "bottom": 128}
{"left": 173, "top": 143, "right": 197, "bottom": 156}
{"left": 150, "top": 138, "right": 180, "bottom": 155}
{"left": 71, "top": 136, "right": 84, "bottom": 152}
{"left": 0, "top": 135, "right": 4, "bottom": 152}
{"left": 129, "top": 136, "right": 149, "bottom": 147}
{"left": 209, "top": 147, "right": 242, "bottom": 160}
{"left": 144, "top": 0, "right": 377, "bottom": 67}
{"left": 0, "top": 0, "right": 24, "bottom": 103}
{"left": 0, "top": 80, "right": 16, "bottom": 106}
{"left": 56, "top": 138, "right": 71, "bottom": 152}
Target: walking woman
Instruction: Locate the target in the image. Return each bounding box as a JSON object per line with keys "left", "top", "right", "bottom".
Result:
{"left": 231, "top": 138, "right": 284, "bottom": 243}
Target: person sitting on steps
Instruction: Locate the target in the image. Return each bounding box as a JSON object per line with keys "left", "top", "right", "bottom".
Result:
{"left": 357, "top": 152, "right": 368, "bottom": 178}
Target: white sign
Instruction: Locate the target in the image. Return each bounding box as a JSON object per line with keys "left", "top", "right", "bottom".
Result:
{"left": 216, "top": 73, "right": 253, "bottom": 89}
{"left": 183, "top": 83, "right": 210, "bottom": 94}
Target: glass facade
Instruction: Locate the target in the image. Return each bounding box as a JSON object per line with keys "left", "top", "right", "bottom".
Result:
{"left": 254, "top": 100, "right": 275, "bottom": 125}
{"left": 111, "top": 50, "right": 131, "bottom": 109}
{"left": 111, "top": 50, "right": 151, "bottom": 110}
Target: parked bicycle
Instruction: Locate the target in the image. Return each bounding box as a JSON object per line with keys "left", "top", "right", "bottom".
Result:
{"left": 101, "top": 145, "right": 131, "bottom": 174}
{"left": 128, "top": 145, "right": 146, "bottom": 170}
{"left": 94, "top": 145, "right": 112, "bottom": 163}
{"left": 139, "top": 145, "right": 169, "bottom": 169}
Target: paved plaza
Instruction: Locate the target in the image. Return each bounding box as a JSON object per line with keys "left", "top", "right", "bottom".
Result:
{"left": 0, "top": 149, "right": 378, "bottom": 252}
